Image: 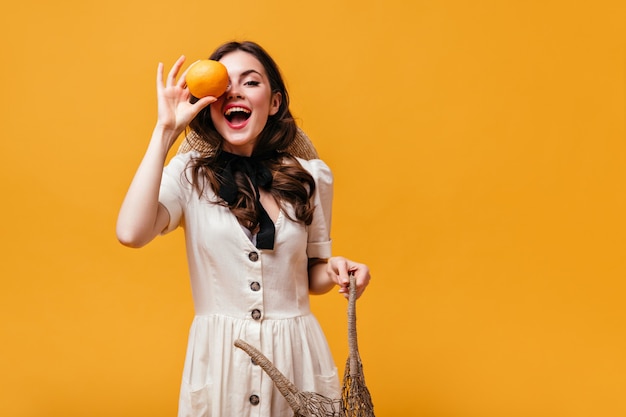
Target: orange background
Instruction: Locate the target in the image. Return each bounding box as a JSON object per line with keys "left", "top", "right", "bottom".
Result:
{"left": 2, "top": 1, "right": 625, "bottom": 416}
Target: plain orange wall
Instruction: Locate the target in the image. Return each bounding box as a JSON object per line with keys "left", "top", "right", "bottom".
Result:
{"left": 2, "top": 1, "right": 625, "bottom": 416}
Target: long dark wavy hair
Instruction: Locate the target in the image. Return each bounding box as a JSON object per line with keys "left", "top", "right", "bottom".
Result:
{"left": 187, "top": 41, "right": 316, "bottom": 234}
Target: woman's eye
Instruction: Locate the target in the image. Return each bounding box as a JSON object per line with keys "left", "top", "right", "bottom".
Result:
{"left": 244, "top": 80, "right": 260, "bottom": 87}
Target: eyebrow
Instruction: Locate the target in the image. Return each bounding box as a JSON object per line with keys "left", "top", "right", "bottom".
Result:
{"left": 239, "top": 69, "right": 264, "bottom": 78}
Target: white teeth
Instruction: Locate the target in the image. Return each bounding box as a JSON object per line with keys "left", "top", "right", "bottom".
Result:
{"left": 224, "top": 107, "right": 251, "bottom": 116}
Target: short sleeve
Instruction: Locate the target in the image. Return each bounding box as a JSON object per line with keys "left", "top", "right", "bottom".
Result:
{"left": 299, "top": 158, "right": 334, "bottom": 259}
{"left": 159, "top": 152, "right": 194, "bottom": 234}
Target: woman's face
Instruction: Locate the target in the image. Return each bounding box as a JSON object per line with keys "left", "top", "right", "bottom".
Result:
{"left": 209, "top": 50, "right": 281, "bottom": 156}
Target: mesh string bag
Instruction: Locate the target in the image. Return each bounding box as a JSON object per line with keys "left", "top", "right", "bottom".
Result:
{"left": 341, "top": 274, "right": 375, "bottom": 416}
{"left": 234, "top": 276, "right": 375, "bottom": 417}
{"left": 234, "top": 339, "right": 342, "bottom": 417}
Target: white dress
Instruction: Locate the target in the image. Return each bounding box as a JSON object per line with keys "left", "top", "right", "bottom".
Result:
{"left": 159, "top": 152, "right": 340, "bottom": 417}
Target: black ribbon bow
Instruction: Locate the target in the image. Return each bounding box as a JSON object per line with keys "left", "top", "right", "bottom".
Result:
{"left": 216, "top": 151, "right": 276, "bottom": 250}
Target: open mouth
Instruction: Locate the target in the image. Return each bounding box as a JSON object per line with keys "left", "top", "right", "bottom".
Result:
{"left": 224, "top": 106, "right": 251, "bottom": 126}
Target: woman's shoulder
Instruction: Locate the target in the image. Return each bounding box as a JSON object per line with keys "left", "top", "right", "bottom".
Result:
{"left": 162, "top": 151, "right": 209, "bottom": 193}
{"left": 294, "top": 157, "right": 333, "bottom": 179}
{"left": 165, "top": 150, "right": 197, "bottom": 171}
{"left": 166, "top": 150, "right": 212, "bottom": 177}
{"left": 292, "top": 157, "right": 334, "bottom": 191}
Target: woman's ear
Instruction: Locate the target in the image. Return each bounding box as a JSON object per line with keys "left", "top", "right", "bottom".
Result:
{"left": 269, "top": 92, "right": 282, "bottom": 116}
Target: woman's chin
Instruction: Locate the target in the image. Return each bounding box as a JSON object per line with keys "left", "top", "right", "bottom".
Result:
{"left": 221, "top": 137, "right": 258, "bottom": 156}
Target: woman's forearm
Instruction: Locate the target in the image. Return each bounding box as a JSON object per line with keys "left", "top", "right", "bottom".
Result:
{"left": 308, "top": 259, "right": 335, "bottom": 295}
{"left": 116, "top": 125, "right": 176, "bottom": 248}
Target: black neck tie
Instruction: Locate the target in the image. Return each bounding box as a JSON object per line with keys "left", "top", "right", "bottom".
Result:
{"left": 215, "top": 151, "right": 276, "bottom": 250}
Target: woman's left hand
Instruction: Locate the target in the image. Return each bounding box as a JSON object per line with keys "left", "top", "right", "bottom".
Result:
{"left": 327, "top": 256, "right": 371, "bottom": 299}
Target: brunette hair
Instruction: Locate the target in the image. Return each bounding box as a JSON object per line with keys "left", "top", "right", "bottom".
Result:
{"left": 187, "top": 41, "right": 316, "bottom": 233}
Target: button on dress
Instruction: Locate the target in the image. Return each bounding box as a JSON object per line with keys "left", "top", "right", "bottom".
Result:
{"left": 159, "top": 152, "right": 340, "bottom": 417}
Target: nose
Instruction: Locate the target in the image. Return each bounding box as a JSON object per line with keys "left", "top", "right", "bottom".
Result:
{"left": 226, "top": 83, "right": 244, "bottom": 100}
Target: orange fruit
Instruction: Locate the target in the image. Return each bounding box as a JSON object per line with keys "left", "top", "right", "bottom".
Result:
{"left": 185, "top": 59, "right": 229, "bottom": 98}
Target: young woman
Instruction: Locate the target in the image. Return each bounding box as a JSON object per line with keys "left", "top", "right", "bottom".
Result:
{"left": 117, "top": 41, "right": 371, "bottom": 417}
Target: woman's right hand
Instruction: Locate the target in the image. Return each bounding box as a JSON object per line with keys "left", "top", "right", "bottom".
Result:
{"left": 155, "top": 55, "right": 216, "bottom": 148}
